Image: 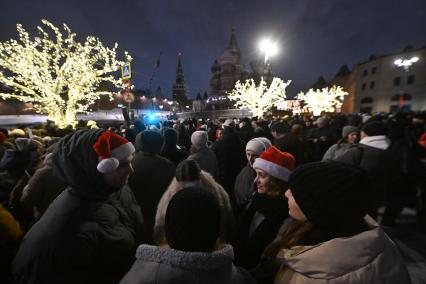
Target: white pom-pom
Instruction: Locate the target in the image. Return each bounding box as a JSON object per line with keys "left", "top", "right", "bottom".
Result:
{"left": 97, "top": 158, "right": 119, "bottom": 173}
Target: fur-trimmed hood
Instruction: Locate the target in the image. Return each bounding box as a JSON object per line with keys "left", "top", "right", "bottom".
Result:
{"left": 135, "top": 244, "right": 234, "bottom": 270}
{"left": 120, "top": 244, "right": 255, "bottom": 284}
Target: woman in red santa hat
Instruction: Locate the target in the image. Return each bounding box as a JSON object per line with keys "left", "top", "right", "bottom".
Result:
{"left": 233, "top": 146, "right": 295, "bottom": 270}
{"left": 13, "top": 129, "right": 147, "bottom": 284}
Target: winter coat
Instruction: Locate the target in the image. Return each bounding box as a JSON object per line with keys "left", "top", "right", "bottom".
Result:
{"left": 306, "top": 126, "right": 339, "bottom": 161}
{"left": 120, "top": 244, "right": 255, "bottom": 284}
{"left": 239, "top": 125, "right": 255, "bottom": 145}
{"left": 273, "top": 217, "right": 411, "bottom": 284}
{"left": 335, "top": 136, "right": 399, "bottom": 212}
{"left": 187, "top": 146, "right": 219, "bottom": 179}
{"left": 12, "top": 129, "right": 147, "bottom": 284}
{"left": 129, "top": 152, "right": 175, "bottom": 242}
{"left": 160, "top": 146, "right": 188, "bottom": 167}
{"left": 234, "top": 194, "right": 290, "bottom": 269}
{"left": 322, "top": 143, "right": 354, "bottom": 161}
{"left": 212, "top": 129, "right": 246, "bottom": 202}
{"left": 274, "top": 134, "right": 305, "bottom": 166}
{"left": 0, "top": 203, "right": 22, "bottom": 245}
{"left": 20, "top": 154, "right": 67, "bottom": 219}
{"left": 0, "top": 203, "right": 23, "bottom": 284}
{"left": 234, "top": 164, "right": 256, "bottom": 209}
{"left": 153, "top": 170, "right": 234, "bottom": 244}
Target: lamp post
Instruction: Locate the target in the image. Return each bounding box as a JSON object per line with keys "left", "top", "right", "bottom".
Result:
{"left": 394, "top": 56, "right": 419, "bottom": 110}
{"left": 258, "top": 38, "right": 278, "bottom": 64}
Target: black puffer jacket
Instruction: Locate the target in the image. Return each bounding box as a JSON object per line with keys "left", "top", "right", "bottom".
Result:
{"left": 336, "top": 138, "right": 400, "bottom": 215}
{"left": 212, "top": 128, "right": 246, "bottom": 205}
{"left": 13, "top": 129, "right": 147, "bottom": 284}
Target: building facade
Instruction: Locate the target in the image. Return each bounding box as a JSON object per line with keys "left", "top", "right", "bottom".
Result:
{"left": 208, "top": 27, "right": 273, "bottom": 111}
{"left": 314, "top": 46, "right": 426, "bottom": 114}
{"left": 354, "top": 46, "right": 426, "bottom": 113}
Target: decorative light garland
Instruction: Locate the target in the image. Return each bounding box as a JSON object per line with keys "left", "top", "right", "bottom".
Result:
{"left": 296, "top": 85, "right": 348, "bottom": 116}
{"left": 0, "top": 19, "right": 131, "bottom": 128}
{"left": 206, "top": 96, "right": 229, "bottom": 103}
{"left": 228, "top": 77, "right": 291, "bottom": 118}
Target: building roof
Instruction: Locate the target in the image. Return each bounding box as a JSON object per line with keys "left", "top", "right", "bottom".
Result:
{"left": 355, "top": 45, "right": 426, "bottom": 66}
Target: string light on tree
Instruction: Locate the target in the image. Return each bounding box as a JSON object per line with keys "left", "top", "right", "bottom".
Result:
{"left": 0, "top": 19, "right": 131, "bottom": 128}
{"left": 296, "top": 86, "right": 348, "bottom": 116}
{"left": 228, "top": 77, "right": 291, "bottom": 118}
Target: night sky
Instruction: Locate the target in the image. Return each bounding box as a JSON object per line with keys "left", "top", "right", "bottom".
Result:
{"left": 1, "top": 0, "right": 426, "bottom": 99}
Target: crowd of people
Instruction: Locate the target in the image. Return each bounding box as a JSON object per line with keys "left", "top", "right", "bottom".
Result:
{"left": 1, "top": 111, "right": 425, "bottom": 283}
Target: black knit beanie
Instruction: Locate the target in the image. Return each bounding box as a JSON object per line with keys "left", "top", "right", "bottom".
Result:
{"left": 135, "top": 130, "right": 163, "bottom": 154}
{"left": 289, "top": 161, "right": 370, "bottom": 229}
{"left": 165, "top": 187, "right": 221, "bottom": 252}
{"left": 361, "top": 121, "right": 388, "bottom": 136}
{"left": 163, "top": 128, "right": 178, "bottom": 147}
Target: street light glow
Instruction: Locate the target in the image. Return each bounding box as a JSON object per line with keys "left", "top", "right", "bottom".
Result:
{"left": 258, "top": 38, "right": 278, "bottom": 63}
{"left": 394, "top": 56, "right": 420, "bottom": 70}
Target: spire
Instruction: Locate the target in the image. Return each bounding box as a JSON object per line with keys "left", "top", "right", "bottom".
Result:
{"left": 311, "top": 76, "right": 329, "bottom": 89}
{"left": 227, "top": 26, "right": 239, "bottom": 51}
{"left": 177, "top": 53, "right": 184, "bottom": 77}
{"left": 172, "top": 52, "right": 187, "bottom": 106}
{"left": 334, "top": 64, "right": 351, "bottom": 78}
{"left": 175, "top": 53, "right": 185, "bottom": 84}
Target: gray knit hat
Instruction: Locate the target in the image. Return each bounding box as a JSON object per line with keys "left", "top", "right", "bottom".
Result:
{"left": 342, "top": 126, "right": 359, "bottom": 139}
{"left": 246, "top": 137, "right": 272, "bottom": 155}
{"left": 191, "top": 131, "right": 208, "bottom": 149}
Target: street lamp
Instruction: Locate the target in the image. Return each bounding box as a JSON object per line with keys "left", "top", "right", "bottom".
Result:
{"left": 394, "top": 56, "right": 419, "bottom": 110}
{"left": 258, "top": 38, "right": 279, "bottom": 64}
{"left": 394, "top": 57, "right": 419, "bottom": 71}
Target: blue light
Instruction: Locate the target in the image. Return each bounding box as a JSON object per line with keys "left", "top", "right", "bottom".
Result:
{"left": 146, "top": 113, "right": 157, "bottom": 123}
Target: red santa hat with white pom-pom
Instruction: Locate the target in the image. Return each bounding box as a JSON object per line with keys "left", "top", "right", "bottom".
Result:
{"left": 252, "top": 146, "right": 295, "bottom": 182}
{"left": 92, "top": 131, "right": 135, "bottom": 174}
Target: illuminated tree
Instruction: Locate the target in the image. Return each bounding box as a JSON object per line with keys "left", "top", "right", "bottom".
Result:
{"left": 228, "top": 77, "right": 291, "bottom": 118}
{"left": 0, "top": 19, "right": 131, "bottom": 128}
{"left": 297, "top": 85, "right": 348, "bottom": 116}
